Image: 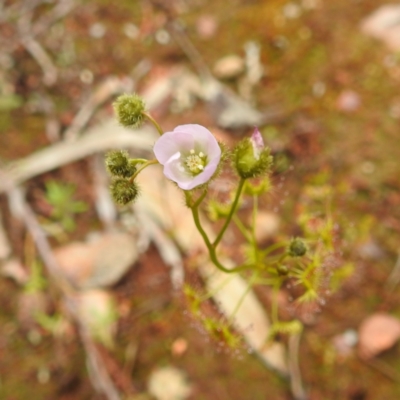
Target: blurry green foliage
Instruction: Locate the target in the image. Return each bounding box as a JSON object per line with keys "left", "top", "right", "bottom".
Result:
{"left": 24, "top": 260, "right": 47, "bottom": 293}
{"left": 0, "top": 94, "right": 23, "bottom": 111}
{"left": 44, "top": 180, "right": 88, "bottom": 233}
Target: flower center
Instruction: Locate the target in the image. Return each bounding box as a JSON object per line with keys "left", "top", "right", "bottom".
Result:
{"left": 183, "top": 149, "right": 206, "bottom": 176}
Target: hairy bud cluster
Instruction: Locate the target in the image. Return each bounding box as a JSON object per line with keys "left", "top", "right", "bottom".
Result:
{"left": 110, "top": 178, "right": 140, "bottom": 205}
{"left": 113, "top": 93, "right": 146, "bottom": 128}
{"left": 288, "top": 238, "right": 307, "bottom": 257}
{"left": 105, "top": 150, "right": 136, "bottom": 178}
{"left": 105, "top": 150, "right": 140, "bottom": 205}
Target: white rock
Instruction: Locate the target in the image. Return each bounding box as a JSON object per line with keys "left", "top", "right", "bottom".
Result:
{"left": 53, "top": 232, "right": 138, "bottom": 289}
{"left": 213, "top": 55, "right": 245, "bottom": 80}
{"left": 358, "top": 313, "right": 400, "bottom": 359}
{"left": 336, "top": 90, "right": 361, "bottom": 112}
{"left": 196, "top": 15, "right": 218, "bottom": 39}
{"left": 332, "top": 329, "right": 358, "bottom": 357}
{"left": 74, "top": 290, "right": 117, "bottom": 347}
{"left": 361, "top": 5, "right": 400, "bottom": 51}
{"left": 89, "top": 23, "right": 106, "bottom": 39}
{"left": 148, "top": 366, "right": 191, "bottom": 400}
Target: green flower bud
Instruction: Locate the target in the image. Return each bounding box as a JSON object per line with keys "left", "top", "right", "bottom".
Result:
{"left": 288, "top": 238, "right": 307, "bottom": 257}
{"left": 105, "top": 150, "right": 136, "bottom": 178}
{"left": 233, "top": 128, "right": 273, "bottom": 179}
{"left": 276, "top": 265, "right": 289, "bottom": 276}
{"left": 113, "top": 93, "right": 146, "bottom": 128}
{"left": 110, "top": 178, "right": 140, "bottom": 205}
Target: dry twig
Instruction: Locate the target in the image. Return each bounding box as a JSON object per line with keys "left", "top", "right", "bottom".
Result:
{"left": 0, "top": 172, "right": 124, "bottom": 399}
{"left": 289, "top": 332, "right": 308, "bottom": 400}
{"left": 386, "top": 251, "right": 400, "bottom": 291}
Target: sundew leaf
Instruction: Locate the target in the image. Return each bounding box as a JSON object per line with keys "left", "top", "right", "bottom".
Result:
{"left": 136, "top": 165, "right": 288, "bottom": 375}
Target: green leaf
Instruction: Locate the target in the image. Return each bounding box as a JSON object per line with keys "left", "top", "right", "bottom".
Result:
{"left": 0, "top": 94, "right": 23, "bottom": 111}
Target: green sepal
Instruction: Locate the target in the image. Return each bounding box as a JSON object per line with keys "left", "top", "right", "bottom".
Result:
{"left": 233, "top": 138, "right": 273, "bottom": 179}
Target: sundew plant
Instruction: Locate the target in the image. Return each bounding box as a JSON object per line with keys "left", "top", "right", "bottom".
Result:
{"left": 106, "top": 93, "right": 351, "bottom": 393}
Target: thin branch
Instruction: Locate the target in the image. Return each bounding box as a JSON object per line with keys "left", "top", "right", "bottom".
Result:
{"left": 21, "top": 36, "right": 58, "bottom": 85}
{"left": 64, "top": 60, "right": 150, "bottom": 141}
{"left": 0, "top": 0, "right": 45, "bottom": 23}
{"left": 84, "top": 338, "right": 122, "bottom": 400}
{"left": 166, "top": 20, "right": 212, "bottom": 80}
{"left": 64, "top": 76, "right": 134, "bottom": 141}
{"left": 134, "top": 205, "right": 184, "bottom": 290}
{"left": 386, "top": 251, "right": 400, "bottom": 291}
{"left": 1, "top": 122, "right": 157, "bottom": 192}
{"left": 288, "top": 332, "right": 308, "bottom": 400}
{"left": 32, "top": 0, "right": 77, "bottom": 37}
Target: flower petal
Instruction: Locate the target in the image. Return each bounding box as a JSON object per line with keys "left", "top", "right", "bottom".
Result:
{"left": 154, "top": 131, "right": 194, "bottom": 164}
{"left": 173, "top": 124, "right": 221, "bottom": 157}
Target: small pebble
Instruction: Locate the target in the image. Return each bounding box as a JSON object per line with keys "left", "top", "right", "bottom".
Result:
{"left": 336, "top": 90, "right": 361, "bottom": 112}
{"left": 196, "top": 15, "right": 218, "bottom": 39}
{"left": 123, "top": 23, "right": 139, "bottom": 39}
{"left": 155, "top": 29, "right": 170, "bottom": 44}
{"left": 79, "top": 69, "right": 94, "bottom": 84}
{"left": 89, "top": 23, "right": 106, "bottom": 39}
{"left": 213, "top": 55, "right": 245, "bottom": 79}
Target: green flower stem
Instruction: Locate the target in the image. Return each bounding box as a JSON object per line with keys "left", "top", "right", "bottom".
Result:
{"left": 262, "top": 241, "right": 288, "bottom": 259}
{"left": 193, "top": 190, "right": 207, "bottom": 208}
{"left": 130, "top": 158, "right": 149, "bottom": 165}
{"left": 213, "top": 178, "right": 245, "bottom": 248}
{"left": 190, "top": 203, "right": 251, "bottom": 274}
{"left": 271, "top": 253, "right": 288, "bottom": 266}
{"left": 271, "top": 283, "right": 280, "bottom": 324}
{"left": 129, "top": 159, "right": 159, "bottom": 182}
{"left": 232, "top": 214, "right": 253, "bottom": 243}
{"left": 142, "top": 112, "right": 163, "bottom": 136}
{"left": 252, "top": 194, "right": 258, "bottom": 245}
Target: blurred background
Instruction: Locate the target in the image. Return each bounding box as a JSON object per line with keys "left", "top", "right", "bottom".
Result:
{"left": 1, "top": 0, "right": 400, "bottom": 399}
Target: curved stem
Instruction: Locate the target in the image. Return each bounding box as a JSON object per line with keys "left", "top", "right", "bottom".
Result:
{"left": 262, "top": 241, "right": 288, "bottom": 258}
{"left": 191, "top": 204, "right": 252, "bottom": 274}
{"left": 193, "top": 190, "right": 207, "bottom": 208}
{"left": 129, "top": 159, "right": 159, "bottom": 182}
{"left": 270, "top": 253, "right": 288, "bottom": 266}
{"left": 143, "top": 112, "right": 163, "bottom": 136}
{"left": 213, "top": 178, "right": 245, "bottom": 248}
{"left": 130, "top": 158, "right": 148, "bottom": 164}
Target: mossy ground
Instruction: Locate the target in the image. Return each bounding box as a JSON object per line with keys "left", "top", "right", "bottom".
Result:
{"left": 1, "top": 0, "right": 400, "bottom": 399}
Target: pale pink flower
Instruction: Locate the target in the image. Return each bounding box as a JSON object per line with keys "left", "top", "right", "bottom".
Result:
{"left": 250, "top": 127, "right": 264, "bottom": 159}
{"left": 153, "top": 124, "right": 221, "bottom": 190}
